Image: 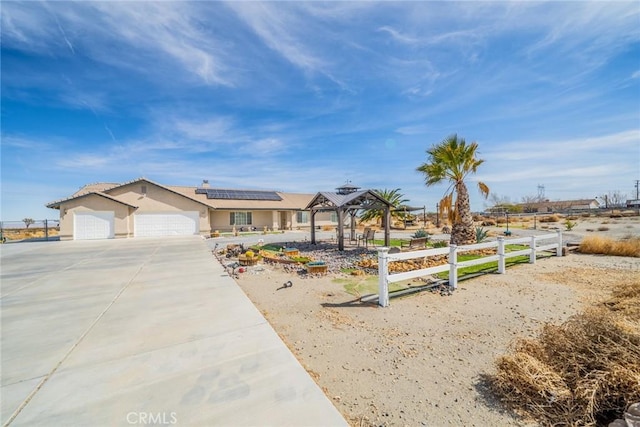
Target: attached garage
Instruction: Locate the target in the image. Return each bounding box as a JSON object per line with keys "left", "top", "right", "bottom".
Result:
{"left": 134, "top": 212, "right": 200, "bottom": 237}
{"left": 74, "top": 211, "right": 115, "bottom": 240}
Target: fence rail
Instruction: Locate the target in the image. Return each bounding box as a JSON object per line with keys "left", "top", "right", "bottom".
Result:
{"left": 376, "top": 231, "right": 563, "bottom": 307}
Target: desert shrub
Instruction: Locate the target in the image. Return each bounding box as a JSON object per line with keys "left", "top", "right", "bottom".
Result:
{"left": 431, "top": 240, "right": 448, "bottom": 248}
{"left": 491, "top": 288, "right": 640, "bottom": 426}
{"left": 579, "top": 236, "right": 640, "bottom": 257}
{"left": 496, "top": 217, "right": 507, "bottom": 224}
{"left": 586, "top": 229, "right": 594, "bottom": 232}
{"left": 540, "top": 215, "right": 560, "bottom": 223}
{"left": 602, "top": 282, "right": 640, "bottom": 319}
{"left": 475, "top": 226, "right": 489, "bottom": 243}
{"left": 598, "top": 226, "right": 610, "bottom": 232}
{"left": 482, "top": 220, "right": 496, "bottom": 226}
{"left": 581, "top": 213, "right": 592, "bottom": 218}
{"left": 412, "top": 228, "right": 429, "bottom": 239}
{"left": 564, "top": 219, "right": 577, "bottom": 231}
{"left": 567, "top": 215, "right": 579, "bottom": 220}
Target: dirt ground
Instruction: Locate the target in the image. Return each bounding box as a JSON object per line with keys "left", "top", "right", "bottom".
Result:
{"left": 230, "top": 218, "right": 639, "bottom": 426}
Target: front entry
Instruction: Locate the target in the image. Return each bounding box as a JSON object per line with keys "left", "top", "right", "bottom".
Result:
{"left": 279, "top": 211, "right": 288, "bottom": 230}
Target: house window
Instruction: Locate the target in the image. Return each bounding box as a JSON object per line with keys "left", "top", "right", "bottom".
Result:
{"left": 296, "top": 211, "right": 309, "bottom": 223}
{"left": 230, "top": 212, "right": 252, "bottom": 226}
{"left": 330, "top": 212, "right": 338, "bottom": 222}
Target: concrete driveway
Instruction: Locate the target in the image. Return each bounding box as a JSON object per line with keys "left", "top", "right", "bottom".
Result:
{"left": 0, "top": 237, "right": 346, "bottom": 426}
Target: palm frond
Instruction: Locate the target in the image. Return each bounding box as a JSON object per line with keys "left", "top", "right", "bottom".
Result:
{"left": 478, "top": 181, "right": 490, "bottom": 199}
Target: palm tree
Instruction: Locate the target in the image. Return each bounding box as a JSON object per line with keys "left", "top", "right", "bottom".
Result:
{"left": 416, "top": 134, "right": 489, "bottom": 245}
{"left": 359, "top": 188, "right": 409, "bottom": 228}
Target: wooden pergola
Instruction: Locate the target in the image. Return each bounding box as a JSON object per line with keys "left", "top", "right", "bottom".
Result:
{"left": 305, "top": 185, "right": 392, "bottom": 251}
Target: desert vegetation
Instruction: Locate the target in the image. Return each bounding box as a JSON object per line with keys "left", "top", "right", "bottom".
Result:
{"left": 578, "top": 235, "right": 640, "bottom": 258}
{"left": 490, "top": 281, "right": 640, "bottom": 425}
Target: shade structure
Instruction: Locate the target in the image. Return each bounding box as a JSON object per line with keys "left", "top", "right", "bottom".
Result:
{"left": 305, "top": 189, "right": 393, "bottom": 250}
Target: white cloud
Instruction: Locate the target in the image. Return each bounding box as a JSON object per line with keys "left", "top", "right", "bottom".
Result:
{"left": 227, "top": 2, "right": 326, "bottom": 73}
{"left": 169, "top": 117, "right": 236, "bottom": 143}
{"left": 1, "top": 2, "right": 237, "bottom": 86}
{"left": 395, "top": 125, "right": 430, "bottom": 136}
{"left": 486, "top": 130, "right": 639, "bottom": 162}
{"left": 377, "top": 26, "right": 418, "bottom": 44}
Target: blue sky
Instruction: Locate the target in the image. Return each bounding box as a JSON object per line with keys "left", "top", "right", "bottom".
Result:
{"left": 2, "top": 1, "right": 639, "bottom": 220}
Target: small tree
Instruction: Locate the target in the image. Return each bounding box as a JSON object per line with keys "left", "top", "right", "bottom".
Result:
{"left": 599, "top": 191, "right": 628, "bottom": 209}
{"left": 416, "top": 134, "right": 490, "bottom": 245}
{"left": 23, "top": 218, "right": 35, "bottom": 229}
{"left": 359, "top": 188, "right": 408, "bottom": 228}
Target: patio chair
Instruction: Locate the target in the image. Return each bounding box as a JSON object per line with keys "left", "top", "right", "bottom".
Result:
{"left": 357, "top": 228, "right": 376, "bottom": 248}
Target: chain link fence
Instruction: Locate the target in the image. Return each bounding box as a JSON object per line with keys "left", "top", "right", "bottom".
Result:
{"left": 0, "top": 219, "right": 60, "bottom": 243}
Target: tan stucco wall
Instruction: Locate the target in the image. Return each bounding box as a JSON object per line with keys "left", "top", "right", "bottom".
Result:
{"left": 108, "top": 182, "right": 211, "bottom": 235}
{"left": 311, "top": 211, "right": 338, "bottom": 228}
{"left": 210, "top": 210, "right": 275, "bottom": 232}
{"left": 208, "top": 210, "right": 336, "bottom": 232}
{"left": 211, "top": 210, "right": 337, "bottom": 232}
{"left": 56, "top": 195, "right": 132, "bottom": 240}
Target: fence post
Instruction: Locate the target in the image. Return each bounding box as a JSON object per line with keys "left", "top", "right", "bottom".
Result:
{"left": 497, "top": 237, "right": 506, "bottom": 274}
{"left": 448, "top": 244, "right": 458, "bottom": 289}
{"left": 45, "top": 219, "right": 49, "bottom": 241}
{"left": 556, "top": 230, "right": 563, "bottom": 257}
{"left": 377, "top": 247, "right": 390, "bottom": 307}
{"left": 530, "top": 235, "right": 536, "bottom": 264}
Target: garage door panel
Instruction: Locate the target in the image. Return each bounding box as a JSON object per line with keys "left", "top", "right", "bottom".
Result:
{"left": 134, "top": 212, "right": 199, "bottom": 237}
{"left": 74, "top": 212, "right": 114, "bottom": 240}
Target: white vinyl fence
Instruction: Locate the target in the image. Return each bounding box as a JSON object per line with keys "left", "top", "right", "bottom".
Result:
{"left": 376, "top": 231, "right": 563, "bottom": 307}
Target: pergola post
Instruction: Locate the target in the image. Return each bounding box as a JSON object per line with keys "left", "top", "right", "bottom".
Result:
{"left": 337, "top": 208, "right": 345, "bottom": 251}
{"left": 349, "top": 211, "right": 357, "bottom": 242}
{"left": 384, "top": 205, "right": 391, "bottom": 247}
{"left": 310, "top": 210, "right": 317, "bottom": 244}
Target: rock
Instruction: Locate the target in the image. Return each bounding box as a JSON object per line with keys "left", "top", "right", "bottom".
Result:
{"left": 626, "top": 402, "right": 640, "bottom": 427}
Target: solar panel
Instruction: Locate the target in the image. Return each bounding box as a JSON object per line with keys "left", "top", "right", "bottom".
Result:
{"left": 198, "top": 188, "right": 282, "bottom": 201}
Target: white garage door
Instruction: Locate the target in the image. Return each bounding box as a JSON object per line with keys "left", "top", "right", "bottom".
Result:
{"left": 134, "top": 212, "right": 199, "bottom": 237}
{"left": 74, "top": 211, "right": 115, "bottom": 240}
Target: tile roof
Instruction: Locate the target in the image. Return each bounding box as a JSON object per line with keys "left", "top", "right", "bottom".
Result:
{"left": 47, "top": 178, "right": 316, "bottom": 211}
{"left": 72, "top": 182, "right": 120, "bottom": 197}
{"left": 47, "top": 191, "right": 138, "bottom": 209}
{"left": 306, "top": 190, "right": 393, "bottom": 210}
{"left": 168, "top": 186, "right": 314, "bottom": 210}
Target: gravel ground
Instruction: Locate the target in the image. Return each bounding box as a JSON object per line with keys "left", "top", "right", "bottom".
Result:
{"left": 205, "top": 218, "right": 639, "bottom": 426}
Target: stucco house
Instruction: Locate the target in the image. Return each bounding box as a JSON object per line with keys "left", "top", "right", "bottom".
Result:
{"left": 47, "top": 178, "right": 337, "bottom": 240}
